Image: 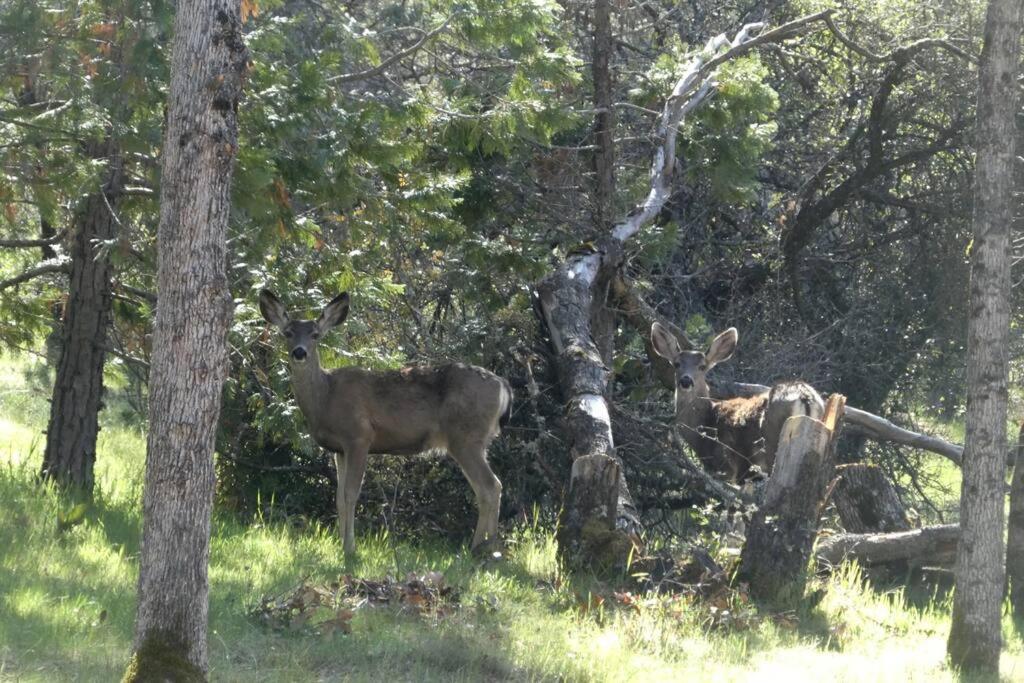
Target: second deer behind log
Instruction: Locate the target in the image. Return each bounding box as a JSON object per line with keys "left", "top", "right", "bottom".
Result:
{"left": 650, "top": 324, "right": 824, "bottom": 482}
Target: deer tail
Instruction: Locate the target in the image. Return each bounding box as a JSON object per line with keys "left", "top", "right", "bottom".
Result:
{"left": 499, "top": 379, "right": 514, "bottom": 429}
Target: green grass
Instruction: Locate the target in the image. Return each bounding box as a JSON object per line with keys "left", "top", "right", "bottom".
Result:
{"left": 2, "top": 352, "right": 1024, "bottom": 681}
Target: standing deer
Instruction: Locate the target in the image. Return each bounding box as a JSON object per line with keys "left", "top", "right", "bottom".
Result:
{"left": 650, "top": 324, "right": 823, "bottom": 482}
{"left": 259, "top": 290, "right": 512, "bottom": 556}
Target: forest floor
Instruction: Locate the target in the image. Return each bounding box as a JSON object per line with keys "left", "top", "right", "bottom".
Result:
{"left": 1, "top": 353, "right": 1023, "bottom": 682}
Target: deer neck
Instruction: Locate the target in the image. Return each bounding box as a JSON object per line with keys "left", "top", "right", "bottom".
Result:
{"left": 675, "top": 391, "right": 716, "bottom": 449}
{"left": 289, "top": 349, "right": 329, "bottom": 429}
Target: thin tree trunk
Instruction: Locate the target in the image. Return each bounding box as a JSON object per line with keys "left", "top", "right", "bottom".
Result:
{"left": 591, "top": 0, "right": 615, "bottom": 230}
{"left": 40, "top": 141, "right": 122, "bottom": 493}
{"left": 947, "top": 0, "right": 1021, "bottom": 672}
{"left": 1008, "top": 422, "right": 1024, "bottom": 615}
{"left": 126, "top": 1, "right": 247, "bottom": 677}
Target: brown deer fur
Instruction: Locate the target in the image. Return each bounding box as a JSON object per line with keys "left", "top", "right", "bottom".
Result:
{"left": 259, "top": 290, "right": 512, "bottom": 555}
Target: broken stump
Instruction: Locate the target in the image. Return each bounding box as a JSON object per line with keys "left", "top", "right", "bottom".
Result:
{"left": 737, "top": 394, "right": 845, "bottom": 603}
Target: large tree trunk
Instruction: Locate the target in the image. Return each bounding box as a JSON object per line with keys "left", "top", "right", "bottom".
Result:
{"left": 125, "top": 1, "right": 247, "bottom": 678}
{"left": 1008, "top": 422, "right": 1024, "bottom": 615}
{"left": 737, "top": 394, "right": 844, "bottom": 603}
{"left": 947, "top": 0, "right": 1021, "bottom": 672}
{"left": 39, "top": 141, "right": 122, "bottom": 493}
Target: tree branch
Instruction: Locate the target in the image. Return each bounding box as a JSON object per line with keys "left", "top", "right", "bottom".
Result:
{"left": 610, "top": 10, "right": 834, "bottom": 246}
{"left": 118, "top": 283, "right": 158, "bottom": 304}
{"left": 823, "top": 14, "right": 977, "bottom": 64}
{"left": 0, "top": 261, "right": 69, "bottom": 291}
{"left": 0, "top": 230, "right": 66, "bottom": 248}
{"left": 327, "top": 18, "right": 452, "bottom": 84}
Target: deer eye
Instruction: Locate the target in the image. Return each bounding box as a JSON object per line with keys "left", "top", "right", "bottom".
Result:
{"left": 311, "top": 332, "right": 321, "bottom": 340}
{"left": 699, "top": 364, "right": 707, "bottom": 371}
{"left": 283, "top": 330, "right": 293, "bottom": 338}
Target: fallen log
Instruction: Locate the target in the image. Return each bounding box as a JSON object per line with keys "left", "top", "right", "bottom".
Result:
{"left": 737, "top": 394, "right": 845, "bottom": 602}
{"left": 815, "top": 524, "right": 960, "bottom": 569}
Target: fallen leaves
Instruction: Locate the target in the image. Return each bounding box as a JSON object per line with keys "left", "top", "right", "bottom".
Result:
{"left": 250, "top": 571, "right": 461, "bottom": 636}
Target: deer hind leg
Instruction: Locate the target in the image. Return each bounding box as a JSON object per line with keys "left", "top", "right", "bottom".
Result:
{"left": 448, "top": 437, "right": 502, "bottom": 550}
{"left": 332, "top": 451, "right": 347, "bottom": 544}
{"left": 337, "top": 442, "right": 369, "bottom": 557}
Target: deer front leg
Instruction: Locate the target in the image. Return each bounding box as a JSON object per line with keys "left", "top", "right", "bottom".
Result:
{"left": 338, "top": 441, "right": 370, "bottom": 557}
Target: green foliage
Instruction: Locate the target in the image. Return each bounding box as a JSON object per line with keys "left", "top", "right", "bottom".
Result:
{"left": 683, "top": 57, "right": 779, "bottom": 204}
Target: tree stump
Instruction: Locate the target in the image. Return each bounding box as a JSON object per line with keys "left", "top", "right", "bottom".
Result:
{"left": 557, "top": 454, "right": 635, "bottom": 570}
{"left": 832, "top": 463, "right": 910, "bottom": 533}
{"left": 737, "top": 394, "right": 845, "bottom": 603}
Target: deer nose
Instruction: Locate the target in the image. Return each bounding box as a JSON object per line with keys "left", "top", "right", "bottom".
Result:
{"left": 679, "top": 375, "right": 694, "bottom": 389}
{"left": 291, "top": 347, "right": 308, "bottom": 361}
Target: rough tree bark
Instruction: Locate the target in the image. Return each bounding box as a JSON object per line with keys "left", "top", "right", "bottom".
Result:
{"left": 536, "top": 12, "right": 832, "bottom": 567}
{"left": 737, "top": 394, "right": 845, "bottom": 602}
{"left": 947, "top": 0, "right": 1021, "bottom": 672}
{"left": 39, "top": 140, "right": 122, "bottom": 493}
{"left": 1008, "top": 422, "right": 1024, "bottom": 616}
{"left": 832, "top": 463, "right": 910, "bottom": 534}
{"left": 125, "top": 1, "right": 247, "bottom": 678}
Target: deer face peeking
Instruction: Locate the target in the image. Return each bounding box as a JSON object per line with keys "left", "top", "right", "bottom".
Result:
{"left": 650, "top": 323, "right": 822, "bottom": 482}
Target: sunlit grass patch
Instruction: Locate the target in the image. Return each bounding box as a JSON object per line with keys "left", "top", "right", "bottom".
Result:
{"left": 2, "top": 349, "right": 1024, "bottom": 681}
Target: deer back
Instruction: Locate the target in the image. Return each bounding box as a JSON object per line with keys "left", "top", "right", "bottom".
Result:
{"left": 695, "top": 394, "right": 770, "bottom": 480}
{"left": 315, "top": 363, "right": 510, "bottom": 456}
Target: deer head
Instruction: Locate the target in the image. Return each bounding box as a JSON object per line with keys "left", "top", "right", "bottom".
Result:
{"left": 258, "top": 289, "right": 349, "bottom": 364}
{"left": 650, "top": 323, "right": 738, "bottom": 400}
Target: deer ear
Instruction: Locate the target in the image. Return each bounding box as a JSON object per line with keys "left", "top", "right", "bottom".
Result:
{"left": 705, "top": 327, "right": 738, "bottom": 368}
{"left": 318, "top": 292, "right": 350, "bottom": 331}
{"left": 258, "top": 289, "right": 289, "bottom": 329}
{"left": 651, "top": 322, "right": 682, "bottom": 361}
